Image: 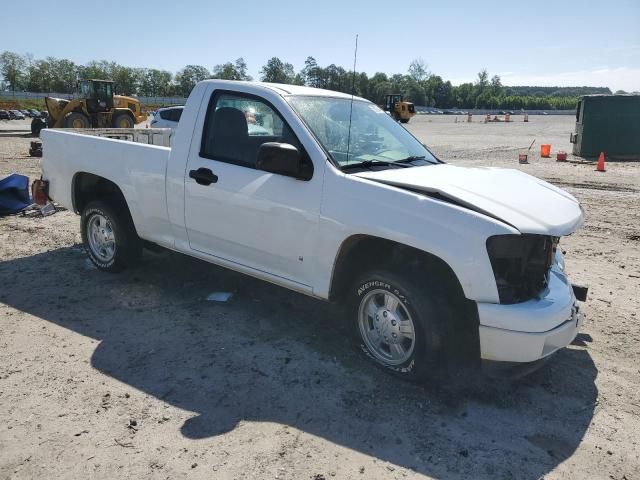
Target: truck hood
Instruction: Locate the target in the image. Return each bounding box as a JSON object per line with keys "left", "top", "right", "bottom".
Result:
{"left": 354, "top": 164, "right": 584, "bottom": 236}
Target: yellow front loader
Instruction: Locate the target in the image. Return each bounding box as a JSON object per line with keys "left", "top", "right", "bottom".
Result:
{"left": 32, "top": 79, "right": 146, "bottom": 135}
{"left": 384, "top": 94, "right": 416, "bottom": 123}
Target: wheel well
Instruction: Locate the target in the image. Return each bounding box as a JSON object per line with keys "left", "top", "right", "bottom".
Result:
{"left": 72, "top": 172, "right": 128, "bottom": 215}
{"left": 329, "top": 236, "right": 459, "bottom": 300}
{"left": 329, "top": 235, "right": 480, "bottom": 366}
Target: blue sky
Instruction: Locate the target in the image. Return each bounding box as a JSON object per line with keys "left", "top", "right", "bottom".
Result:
{"left": 3, "top": 0, "right": 639, "bottom": 91}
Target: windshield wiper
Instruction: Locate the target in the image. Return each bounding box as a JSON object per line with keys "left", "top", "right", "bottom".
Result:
{"left": 341, "top": 159, "right": 413, "bottom": 170}
{"left": 396, "top": 155, "right": 427, "bottom": 163}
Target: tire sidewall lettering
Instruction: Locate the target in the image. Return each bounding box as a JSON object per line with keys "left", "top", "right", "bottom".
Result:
{"left": 84, "top": 208, "right": 117, "bottom": 269}
{"left": 355, "top": 278, "right": 416, "bottom": 374}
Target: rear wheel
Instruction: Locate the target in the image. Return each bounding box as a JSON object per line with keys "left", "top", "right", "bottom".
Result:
{"left": 400, "top": 118, "right": 409, "bottom": 124}
{"left": 349, "top": 270, "right": 445, "bottom": 383}
{"left": 81, "top": 200, "right": 142, "bottom": 272}
{"left": 112, "top": 113, "right": 134, "bottom": 128}
{"left": 64, "top": 112, "right": 90, "bottom": 129}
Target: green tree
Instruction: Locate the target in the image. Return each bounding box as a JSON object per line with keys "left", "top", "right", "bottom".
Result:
{"left": 355, "top": 72, "right": 370, "bottom": 98}
{"left": 234, "top": 58, "right": 251, "bottom": 81}
{"left": 426, "top": 75, "right": 452, "bottom": 108}
{"left": 174, "top": 65, "right": 210, "bottom": 96}
{"left": 212, "top": 62, "right": 240, "bottom": 80}
{"left": 490, "top": 74, "right": 502, "bottom": 96}
{"left": 368, "top": 72, "right": 389, "bottom": 104}
{"left": 324, "top": 64, "right": 351, "bottom": 92}
{"left": 474, "top": 68, "right": 489, "bottom": 100}
{"left": 211, "top": 57, "right": 252, "bottom": 81}
{"left": 453, "top": 82, "right": 474, "bottom": 108}
{"left": 0, "top": 51, "right": 26, "bottom": 92}
{"left": 404, "top": 76, "right": 426, "bottom": 105}
{"left": 408, "top": 58, "right": 430, "bottom": 83}
{"left": 111, "top": 65, "right": 139, "bottom": 95}
{"left": 301, "top": 56, "right": 323, "bottom": 87}
{"left": 140, "top": 69, "right": 173, "bottom": 97}
{"left": 27, "top": 59, "right": 53, "bottom": 92}
{"left": 373, "top": 80, "right": 393, "bottom": 105}
{"left": 79, "top": 60, "right": 113, "bottom": 81}
{"left": 259, "top": 57, "right": 295, "bottom": 83}
{"left": 292, "top": 73, "right": 305, "bottom": 86}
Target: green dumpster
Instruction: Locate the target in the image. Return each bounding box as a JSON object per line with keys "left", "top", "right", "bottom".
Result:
{"left": 571, "top": 94, "right": 640, "bottom": 158}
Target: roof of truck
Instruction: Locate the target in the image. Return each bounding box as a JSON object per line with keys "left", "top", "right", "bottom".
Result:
{"left": 201, "top": 80, "right": 367, "bottom": 102}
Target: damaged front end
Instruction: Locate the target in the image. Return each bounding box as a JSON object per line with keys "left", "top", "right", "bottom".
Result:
{"left": 486, "top": 234, "right": 557, "bottom": 304}
{"left": 480, "top": 233, "right": 588, "bottom": 364}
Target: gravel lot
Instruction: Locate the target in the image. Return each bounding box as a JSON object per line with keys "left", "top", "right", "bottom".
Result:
{"left": 1, "top": 115, "right": 639, "bottom": 480}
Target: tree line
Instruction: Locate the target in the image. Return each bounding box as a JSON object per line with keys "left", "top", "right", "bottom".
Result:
{"left": 0, "top": 51, "right": 611, "bottom": 109}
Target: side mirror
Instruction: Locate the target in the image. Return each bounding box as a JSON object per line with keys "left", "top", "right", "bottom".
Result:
{"left": 257, "top": 142, "right": 310, "bottom": 180}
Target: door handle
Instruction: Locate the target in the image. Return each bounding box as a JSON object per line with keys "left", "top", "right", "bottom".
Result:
{"left": 189, "top": 168, "right": 218, "bottom": 186}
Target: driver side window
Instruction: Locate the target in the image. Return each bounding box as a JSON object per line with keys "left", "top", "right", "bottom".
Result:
{"left": 200, "top": 92, "right": 302, "bottom": 168}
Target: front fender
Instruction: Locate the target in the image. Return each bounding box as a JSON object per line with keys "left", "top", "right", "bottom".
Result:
{"left": 314, "top": 171, "right": 517, "bottom": 303}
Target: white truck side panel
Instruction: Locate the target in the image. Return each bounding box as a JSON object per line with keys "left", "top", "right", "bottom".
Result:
{"left": 41, "top": 129, "right": 173, "bottom": 245}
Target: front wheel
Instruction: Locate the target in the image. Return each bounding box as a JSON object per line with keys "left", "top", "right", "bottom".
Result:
{"left": 349, "top": 271, "right": 445, "bottom": 383}
{"left": 81, "top": 200, "right": 142, "bottom": 272}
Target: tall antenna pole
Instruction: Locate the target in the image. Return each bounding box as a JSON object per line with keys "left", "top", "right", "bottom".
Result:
{"left": 346, "top": 34, "right": 358, "bottom": 164}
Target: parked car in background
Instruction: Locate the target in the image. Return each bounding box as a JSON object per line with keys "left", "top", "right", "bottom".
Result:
{"left": 150, "top": 106, "right": 184, "bottom": 129}
{"left": 29, "top": 109, "right": 41, "bottom": 118}
{"left": 0, "top": 110, "right": 9, "bottom": 120}
{"left": 20, "top": 110, "right": 32, "bottom": 118}
{"left": 10, "top": 110, "right": 26, "bottom": 120}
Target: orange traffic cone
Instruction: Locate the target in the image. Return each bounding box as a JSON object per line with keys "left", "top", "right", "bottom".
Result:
{"left": 596, "top": 152, "right": 606, "bottom": 172}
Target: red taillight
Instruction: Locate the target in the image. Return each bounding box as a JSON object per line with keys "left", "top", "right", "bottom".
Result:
{"left": 31, "top": 179, "right": 49, "bottom": 205}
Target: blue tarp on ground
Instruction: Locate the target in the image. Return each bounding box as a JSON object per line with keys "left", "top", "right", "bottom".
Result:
{"left": 0, "top": 174, "right": 31, "bottom": 216}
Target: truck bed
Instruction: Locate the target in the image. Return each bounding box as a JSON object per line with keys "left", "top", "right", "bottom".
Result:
{"left": 41, "top": 128, "right": 174, "bottom": 244}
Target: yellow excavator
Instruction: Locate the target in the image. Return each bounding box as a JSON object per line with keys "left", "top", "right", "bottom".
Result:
{"left": 384, "top": 94, "right": 416, "bottom": 123}
{"left": 32, "top": 79, "right": 146, "bottom": 135}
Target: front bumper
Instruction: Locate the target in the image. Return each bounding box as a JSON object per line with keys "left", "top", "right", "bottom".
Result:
{"left": 477, "top": 268, "right": 583, "bottom": 363}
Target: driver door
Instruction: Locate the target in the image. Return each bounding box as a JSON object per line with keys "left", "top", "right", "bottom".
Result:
{"left": 184, "top": 89, "right": 322, "bottom": 290}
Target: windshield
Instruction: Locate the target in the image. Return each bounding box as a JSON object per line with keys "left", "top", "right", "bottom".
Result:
{"left": 288, "top": 96, "right": 437, "bottom": 167}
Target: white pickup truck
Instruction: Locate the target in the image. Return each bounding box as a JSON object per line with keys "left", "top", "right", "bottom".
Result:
{"left": 37, "top": 80, "right": 587, "bottom": 381}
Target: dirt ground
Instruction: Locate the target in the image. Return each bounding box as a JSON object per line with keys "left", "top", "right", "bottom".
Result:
{"left": 1, "top": 115, "right": 639, "bottom": 480}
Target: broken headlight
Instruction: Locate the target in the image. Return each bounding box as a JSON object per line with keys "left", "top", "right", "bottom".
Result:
{"left": 486, "top": 234, "right": 557, "bottom": 304}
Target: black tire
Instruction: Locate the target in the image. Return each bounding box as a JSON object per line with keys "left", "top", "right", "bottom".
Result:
{"left": 31, "top": 117, "right": 46, "bottom": 136}
{"left": 348, "top": 270, "right": 446, "bottom": 383}
{"left": 81, "top": 200, "right": 142, "bottom": 272}
{"left": 400, "top": 118, "right": 409, "bottom": 124}
{"left": 112, "top": 113, "right": 134, "bottom": 128}
{"left": 64, "top": 112, "right": 90, "bottom": 129}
